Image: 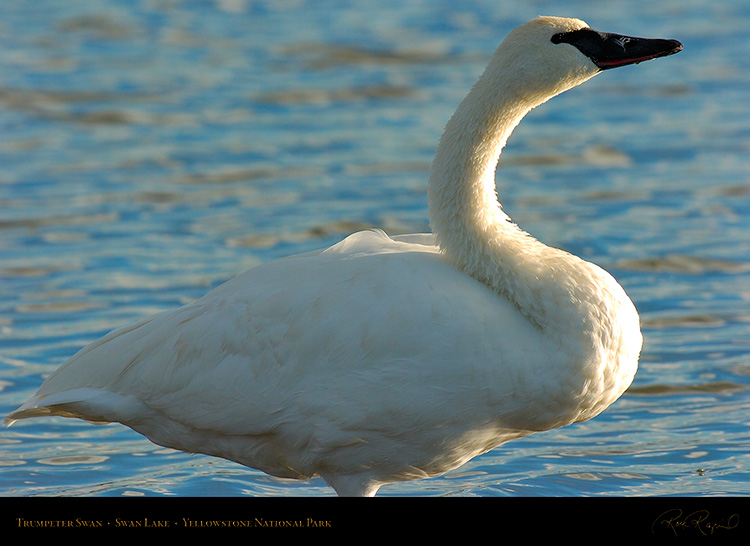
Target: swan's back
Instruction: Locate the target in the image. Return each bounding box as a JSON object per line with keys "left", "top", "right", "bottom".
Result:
{"left": 10, "top": 230, "right": 570, "bottom": 493}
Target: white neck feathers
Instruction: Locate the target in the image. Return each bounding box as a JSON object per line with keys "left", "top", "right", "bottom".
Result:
{"left": 426, "top": 34, "right": 639, "bottom": 368}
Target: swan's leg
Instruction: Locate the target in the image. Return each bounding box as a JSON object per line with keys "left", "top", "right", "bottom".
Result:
{"left": 325, "top": 474, "right": 382, "bottom": 497}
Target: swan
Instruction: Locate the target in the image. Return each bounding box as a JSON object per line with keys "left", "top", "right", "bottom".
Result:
{"left": 6, "top": 17, "right": 682, "bottom": 497}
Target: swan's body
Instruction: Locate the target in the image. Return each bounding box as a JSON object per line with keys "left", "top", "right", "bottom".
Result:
{"left": 6, "top": 17, "right": 681, "bottom": 496}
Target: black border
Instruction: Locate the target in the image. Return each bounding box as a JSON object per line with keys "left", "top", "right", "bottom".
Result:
{"left": 2, "top": 497, "right": 748, "bottom": 538}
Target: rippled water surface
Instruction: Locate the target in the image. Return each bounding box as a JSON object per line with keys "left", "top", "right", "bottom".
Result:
{"left": 1, "top": 0, "right": 749, "bottom": 498}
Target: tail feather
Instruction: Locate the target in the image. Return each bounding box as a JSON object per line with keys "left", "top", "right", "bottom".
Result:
{"left": 5, "top": 388, "right": 147, "bottom": 426}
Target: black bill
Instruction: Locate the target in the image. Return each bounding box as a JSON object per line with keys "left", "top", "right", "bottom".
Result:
{"left": 552, "top": 28, "right": 683, "bottom": 69}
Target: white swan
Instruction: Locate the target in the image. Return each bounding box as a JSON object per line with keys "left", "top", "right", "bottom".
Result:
{"left": 6, "top": 17, "right": 681, "bottom": 497}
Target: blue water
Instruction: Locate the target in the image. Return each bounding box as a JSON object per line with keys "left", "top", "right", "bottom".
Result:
{"left": 1, "top": 0, "right": 748, "bottom": 497}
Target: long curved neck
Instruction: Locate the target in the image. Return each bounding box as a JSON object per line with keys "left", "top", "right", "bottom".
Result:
{"left": 424, "top": 33, "right": 642, "bottom": 423}
{"left": 428, "top": 80, "right": 532, "bottom": 243}
{"left": 427, "top": 65, "right": 601, "bottom": 335}
{"left": 428, "top": 68, "right": 555, "bottom": 318}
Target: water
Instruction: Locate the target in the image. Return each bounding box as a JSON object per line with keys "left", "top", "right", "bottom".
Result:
{"left": 0, "top": 0, "right": 748, "bottom": 498}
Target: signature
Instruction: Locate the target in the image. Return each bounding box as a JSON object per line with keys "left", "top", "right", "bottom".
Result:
{"left": 652, "top": 508, "right": 740, "bottom": 536}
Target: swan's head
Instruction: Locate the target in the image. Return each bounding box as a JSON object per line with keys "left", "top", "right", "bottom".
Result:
{"left": 485, "top": 16, "right": 683, "bottom": 106}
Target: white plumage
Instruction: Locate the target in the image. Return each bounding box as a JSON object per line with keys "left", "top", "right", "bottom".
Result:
{"left": 6, "top": 17, "right": 681, "bottom": 496}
